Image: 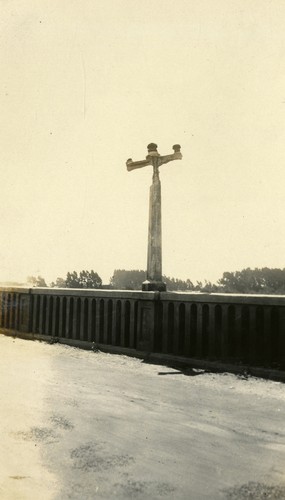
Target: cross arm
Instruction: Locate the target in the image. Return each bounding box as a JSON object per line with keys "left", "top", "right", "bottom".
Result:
{"left": 126, "top": 158, "right": 151, "bottom": 172}
{"left": 157, "top": 150, "right": 183, "bottom": 167}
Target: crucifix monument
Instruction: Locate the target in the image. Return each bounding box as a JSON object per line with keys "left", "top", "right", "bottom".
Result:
{"left": 126, "top": 143, "right": 182, "bottom": 292}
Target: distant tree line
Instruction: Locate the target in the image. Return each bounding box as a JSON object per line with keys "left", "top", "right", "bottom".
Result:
{"left": 216, "top": 268, "right": 285, "bottom": 294}
{"left": 192, "top": 267, "right": 285, "bottom": 294}
{"left": 26, "top": 267, "right": 285, "bottom": 295}
{"left": 27, "top": 270, "right": 102, "bottom": 289}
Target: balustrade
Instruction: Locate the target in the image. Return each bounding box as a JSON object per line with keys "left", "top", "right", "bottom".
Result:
{"left": 0, "top": 287, "right": 284, "bottom": 369}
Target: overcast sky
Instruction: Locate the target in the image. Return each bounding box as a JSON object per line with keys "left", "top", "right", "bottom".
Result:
{"left": 1, "top": 0, "right": 285, "bottom": 285}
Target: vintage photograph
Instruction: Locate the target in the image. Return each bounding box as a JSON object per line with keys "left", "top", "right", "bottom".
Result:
{"left": 1, "top": 1, "right": 285, "bottom": 498}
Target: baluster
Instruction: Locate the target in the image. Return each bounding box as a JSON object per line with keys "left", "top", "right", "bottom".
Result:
{"left": 263, "top": 306, "right": 272, "bottom": 364}
{"left": 234, "top": 305, "right": 243, "bottom": 360}
{"left": 120, "top": 300, "right": 126, "bottom": 347}
{"left": 95, "top": 299, "right": 101, "bottom": 343}
{"left": 278, "top": 307, "right": 285, "bottom": 368}
{"left": 65, "top": 297, "right": 71, "bottom": 338}
{"left": 87, "top": 298, "right": 93, "bottom": 342}
{"left": 162, "top": 302, "right": 169, "bottom": 353}
{"left": 52, "top": 297, "right": 58, "bottom": 337}
{"left": 0, "top": 292, "right": 2, "bottom": 328}
{"left": 80, "top": 297, "right": 85, "bottom": 341}
{"left": 102, "top": 300, "right": 108, "bottom": 344}
{"left": 249, "top": 306, "right": 257, "bottom": 363}
{"left": 220, "top": 305, "right": 229, "bottom": 360}
{"left": 72, "top": 298, "right": 79, "bottom": 340}
{"left": 4, "top": 293, "right": 9, "bottom": 328}
{"left": 9, "top": 293, "right": 15, "bottom": 329}
{"left": 58, "top": 296, "right": 63, "bottom": 338}
{"left": 44, "top": 296, "right": 51, "bottom": 335}
{"left": 129, "top": 300, "right": 136, "bottom": 348}
{"left": 208, "top": 304, "right": 216, "bottom": 358}
{"left": 173, "top": 302, "right": 180, "bottom": 355}
{"left": 14, "top": 293, "right": 20, "bottom": 331}
{"left": 183, "top": 302, "right": 191, "bottom": 356}
{"left": 196, "top": 303, "right": 203, "bottom": 357}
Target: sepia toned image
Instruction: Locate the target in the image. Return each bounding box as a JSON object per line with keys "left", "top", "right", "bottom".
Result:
{"left": 1, "top": 1, "right": 285, "bottom": 499}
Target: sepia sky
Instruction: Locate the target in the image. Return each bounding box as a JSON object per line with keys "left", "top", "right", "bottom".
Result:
{"left": 1, "top": 0, "right": 285, "bottom": 285}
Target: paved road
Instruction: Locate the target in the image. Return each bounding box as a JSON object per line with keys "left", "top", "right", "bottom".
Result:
{"left": 0, "top": 334, "right": 285, "bottom": 499}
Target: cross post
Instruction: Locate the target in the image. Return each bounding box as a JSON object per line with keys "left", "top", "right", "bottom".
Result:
{"left": 126, "top": 143, "right": 182, "bottom": 291}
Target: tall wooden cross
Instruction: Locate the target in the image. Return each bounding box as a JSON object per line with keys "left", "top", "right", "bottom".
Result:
{"left": 126, "top": 143, "right": 182, "bottom": 291}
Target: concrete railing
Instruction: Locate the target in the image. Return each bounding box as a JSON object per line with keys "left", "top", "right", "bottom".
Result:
{"left": 156, "top": 292, "right": 285, "bottom": 368}
{"left": 1, "top": 287, "right": 285, "bottom": 370}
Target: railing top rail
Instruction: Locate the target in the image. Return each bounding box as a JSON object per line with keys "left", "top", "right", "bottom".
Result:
{"left": 160, "top": 291, "right": 285, "bottom": 306}
{"left": 0, "top": 286, "right": 31, "bottom": 293}
{"left": 0, "top": 287, "right": 160, "bottom": 300}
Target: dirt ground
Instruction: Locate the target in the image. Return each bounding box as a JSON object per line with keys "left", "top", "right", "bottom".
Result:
{"left": 0, "top": 334, "right": 285, "bottom": 500}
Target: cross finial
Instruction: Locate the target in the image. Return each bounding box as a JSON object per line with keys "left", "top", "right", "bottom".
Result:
{"left": 147, "top": 143, "right": 158, "bottom": 153}
{"left": 173, "top": 144, "right": 181, "bottom": 153}
{"left": 126, "top": 143, "right": 182, "bottom": 172}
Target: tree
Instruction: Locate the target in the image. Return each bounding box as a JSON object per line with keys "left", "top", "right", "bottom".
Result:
{"left": 65, "top": 271, "right": 80, "bottom": 288}
{"left": 110, "top": 270, "right": 146, "bottom": 290}
{"left": 79, "top": 270, "right": 102, "bottom": 289}
{"left": 50, "top": 277, "right": 66, "bottom": 288}
{"left": 64, "top": 270, "right": 102, "bottom": 289}
{"left": 27, "top": 275, "right": 47, "bottom": 287}
{"left": 163, "top": 276, "right": 194, "bottom": 291}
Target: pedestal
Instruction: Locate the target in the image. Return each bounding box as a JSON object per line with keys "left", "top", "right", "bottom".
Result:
{"left": 142, "top": 280, "right": 166, "bottom": 292}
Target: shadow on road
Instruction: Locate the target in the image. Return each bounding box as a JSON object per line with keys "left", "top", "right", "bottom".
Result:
{"left": 158, "top": 368, "right": 207, "bottom": 377}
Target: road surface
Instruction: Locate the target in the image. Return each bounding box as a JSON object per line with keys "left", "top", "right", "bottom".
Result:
{"left": 0, "top": 334, "right": 285, "bottom": 499}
